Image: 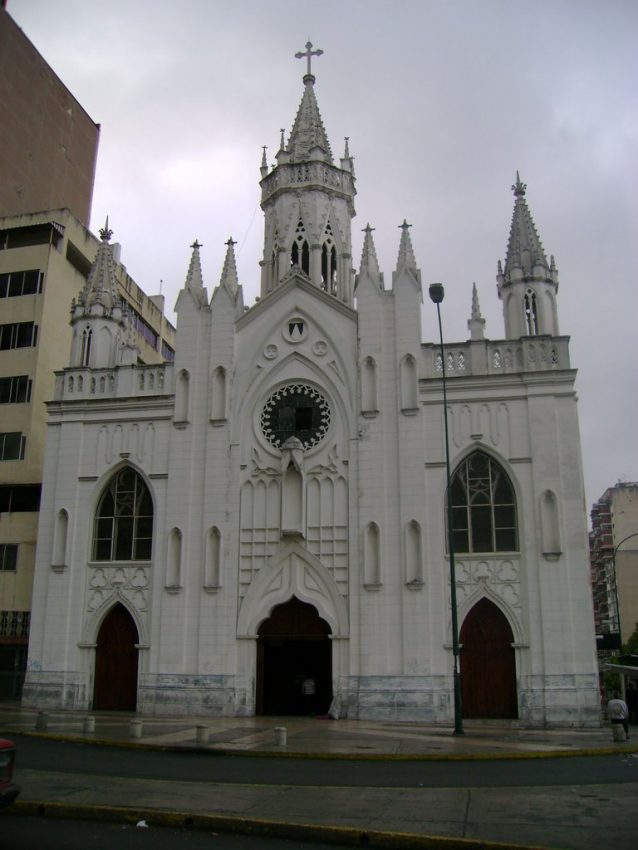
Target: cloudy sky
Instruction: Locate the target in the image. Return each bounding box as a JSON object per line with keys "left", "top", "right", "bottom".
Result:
{"left": 8, "top": 0, "right": 638, "bottom": 515}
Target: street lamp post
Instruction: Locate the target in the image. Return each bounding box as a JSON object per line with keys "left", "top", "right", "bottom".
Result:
{"left": 429, "top": 282, "right": 464, "bottom": 736}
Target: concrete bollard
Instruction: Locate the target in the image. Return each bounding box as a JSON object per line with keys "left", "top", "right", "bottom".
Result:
{"left": 196, "top": 725, "right": 209, "bottom": 744}
{"left": 612, "top": 723, "right": 627, "bottom": 742}
{"left": 274, "top": 726, "right": 287, "bottom": 746}
{"left": 35, "top": 711, "right": 48, "bottom": 731}
{"left": 129, "top": 719, "right": 143, "bottom": 738}
{"left": 83, "top": 716, "right": 95, "bottom": 734}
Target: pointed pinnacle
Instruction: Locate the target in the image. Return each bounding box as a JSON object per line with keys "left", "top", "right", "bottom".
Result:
{"left": 396, "top": 219, "right": 418, "bottom": 273}
{"left": 360, "top": 223, "right": 381, "bottom": 279}
{"left": 185, "top": 239, "right": 204, "bottom": 291}
{"left": 220, "top": 236, "right": 239, "bottom": 292}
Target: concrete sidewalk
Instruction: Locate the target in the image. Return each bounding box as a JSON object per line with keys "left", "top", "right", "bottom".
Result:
{"left": 1, "top": 704, "right": 637, "bottom": 850}
{"left": 0, "top": 702, "right": 633, "bottom": 758}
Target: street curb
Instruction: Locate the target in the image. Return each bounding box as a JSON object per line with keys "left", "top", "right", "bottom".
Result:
{"left": 8, "top": 799, "right": 554, "bottom": 850}
{"left": 8, "top": 729, "right": 638, "bottom": 762}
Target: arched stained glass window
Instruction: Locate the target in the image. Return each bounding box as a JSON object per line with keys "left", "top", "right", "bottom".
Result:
{"left": 93, "top": 467, "right": 153, "bottom": 561}
{"left": 447, "top": 452, "right": 518, "bottom": 553}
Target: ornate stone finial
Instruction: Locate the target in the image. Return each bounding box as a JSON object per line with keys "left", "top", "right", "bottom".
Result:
{"left": 99, "top": 216, "right": 113, "bottom": 242}
{"left": 280, "top": 129, "right": 286, "bottom": 150}
{"left": 512, "top": 171, "right": 527, "bottom": 197}
{"left": 225, "top": 237, "right": 237, "bottom": 249}
{"left": 295, "top": 40, "right": 323, "bottom": 79}
{"left": 261, "top": 146, "right": 268, "bottom": 168}
{"left": 399, "top": 219, "right": 412, "bottom": 232}
{"left": 363, "top": 223, "right": 375, "bottom": 235}
{"left": 190, "top": 239, "right": 202, "bottom": 250}
{"left": 344, "top": 137, "right": 350, "bottom": 158}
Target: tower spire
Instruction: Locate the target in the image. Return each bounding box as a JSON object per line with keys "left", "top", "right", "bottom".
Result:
{"left": 78, "top": 217, "right": 120, "bottom": 312}
{"left": 287, "top": 42, "right": 332, "bottom": 162}
{"left": 503, "top": 172, "right": 549, "bottom": 279}
{"left": 497, "top": 175, "right": 560, "bottom": 338}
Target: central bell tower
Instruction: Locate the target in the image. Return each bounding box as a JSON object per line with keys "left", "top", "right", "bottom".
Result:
{"left": 258, "top": 42, "right": 357, "bottom": 305}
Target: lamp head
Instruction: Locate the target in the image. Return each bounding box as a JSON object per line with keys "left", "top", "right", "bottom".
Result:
{"left": 429, "top": 283, "right": 445, "bottom": 304}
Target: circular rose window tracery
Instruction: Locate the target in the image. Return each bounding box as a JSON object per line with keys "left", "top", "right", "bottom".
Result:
{"left": 260, "top": 384, "right": 331, "bottom": 450}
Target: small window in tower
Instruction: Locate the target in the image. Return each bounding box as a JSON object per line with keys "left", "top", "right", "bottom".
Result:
{"left": 291, "top": 221, "right": 310, "bottom": 275}
{"left": 524, "top": 289, "right": 538, "bottom": 335}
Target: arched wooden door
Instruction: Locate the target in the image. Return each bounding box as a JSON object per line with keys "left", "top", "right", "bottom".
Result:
{"left": 460, "top": 597, "right": 518, "bottom": 719}
{"left": 257, "top": 597, "right": 332, "bottom": 716}
{"left": 93, "top": 603, "right": 139, "bottom": 711}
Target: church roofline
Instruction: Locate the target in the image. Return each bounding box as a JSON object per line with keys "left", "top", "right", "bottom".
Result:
{"left": 237, "top": 273, "right": 357, "bottom": 331}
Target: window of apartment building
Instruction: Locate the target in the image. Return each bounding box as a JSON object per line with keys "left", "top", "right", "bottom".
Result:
{"left": 0, "top": 323, "right": 38, "bottom": 352}
{"left": 0, "top": 545, "right": 18, "bottom": 572}
{"left": 0, "top": 322, "right": 38, "bottom": 350}
{"left": 161, "top": 340, "right": 175, "bottom": 361}
{"left": 0, "top": 485, "right": 41, "bottom": 512}
{"left": 0, "top": 433, "right": 26, "bottom": 461}
{"left": 0, "top": 376, "right": 32, "bottom": 404}
{"left": 0, "top": 269, "right": 43, "bottom": 297}
{"left": 132, "top": 311, "right": 159, "bottom": 350}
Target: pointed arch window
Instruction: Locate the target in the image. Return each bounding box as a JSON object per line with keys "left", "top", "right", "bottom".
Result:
{"left": 523, "top": 289, "right": 538, "bottom": 335}
{"left": 447, "top": 452, "right": 518, "bottom": 553}
{"left": 81, "top": 327, "right": 92, "bottom": 366}
{"left": 291, "top": 220, "right": 310, "bottom": 275}
{"left": 93, "top": 467, "right": 153, "bottom": 561}
{"left": 320, "top": 223, "right": 337, "bottom": 294}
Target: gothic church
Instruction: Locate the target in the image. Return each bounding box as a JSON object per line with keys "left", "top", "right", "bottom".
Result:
{"left": 24, "top": 46, "right": 600, "bottom": 725}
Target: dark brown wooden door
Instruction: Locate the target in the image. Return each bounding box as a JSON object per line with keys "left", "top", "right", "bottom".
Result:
{"left": 93, "top": 603, "right": 139, "bottom": 711}
{"left": 460, "top": 597, "right": 518, "bottom": 719}
{"left": 257, "top": 597, "right": 332, "bottom": 716}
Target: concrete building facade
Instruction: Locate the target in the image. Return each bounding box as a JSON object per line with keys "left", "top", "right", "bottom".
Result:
{"left": 23, "top": 56, "right": 600, "bottom": 726}
{"left": 0, "top": 5, "right": 99, "bottom": 226}
{"left": 590, "top": 483, "right": 638, "bottom": 649}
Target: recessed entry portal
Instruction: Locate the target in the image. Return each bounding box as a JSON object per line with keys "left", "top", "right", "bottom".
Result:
{"left": 257, "top": 597, "right": 332, "bottom": 716}
{"left": 460, "top": 597, "right": 518, "bottom": 719}
{"left": 93, "top": 603, "right": 139, "bottom": 711}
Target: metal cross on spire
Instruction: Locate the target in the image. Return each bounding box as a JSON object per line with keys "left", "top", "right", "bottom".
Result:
{"left": 295, "top": 41, "right": 323, "bottom": 76}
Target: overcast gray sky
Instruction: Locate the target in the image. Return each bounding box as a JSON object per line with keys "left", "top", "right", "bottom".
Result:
{"left": 8, "top": 0, "right": 638, "bottom": 516}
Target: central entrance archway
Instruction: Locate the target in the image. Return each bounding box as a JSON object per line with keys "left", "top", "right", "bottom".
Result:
{"left": 460, "top": 597, "right": 518, "bottom": 719}
{"left": 257, "top": 597, "right": 332, "bottom": 716}
{"left": 93, "top": 603, "right": 139, "bottom": 711}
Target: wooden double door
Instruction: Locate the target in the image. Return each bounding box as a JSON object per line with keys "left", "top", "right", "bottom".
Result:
{"left": 93, "top": 603, "right": 139, "bottom": 711}
{"left": 460, "top": 598, "right": 518, "bottom": 719}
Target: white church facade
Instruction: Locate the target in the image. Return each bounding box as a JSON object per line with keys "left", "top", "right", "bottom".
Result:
{"left": 23, "top": 48, "right": 600, "bottom": 725}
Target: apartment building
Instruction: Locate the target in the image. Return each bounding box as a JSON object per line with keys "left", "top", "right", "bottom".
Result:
{"left": 590, "top": 483, "right": 638, "bottom": 651}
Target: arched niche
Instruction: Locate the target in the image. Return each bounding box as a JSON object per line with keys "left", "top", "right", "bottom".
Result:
{"left": 361, "top": 356, "right": 378, "bottom": 416}
{"left": 400, "top": 354, "right": 418, "bottom": 413}
{"left": 204, "top": 526, "right": 222, "bottom": 589}
{"left": 166, "top": 527, "right": 183, "bottom": 589}
{"left": 364, "top": 522, "right": 381, "bottom": 588}
{"left": 404, "top": 520, "right": 423, "bottom": 586}
{"left": 540, "top": 490, "right": 561, "bottom": 560}
{"left": 52, "top": 508, "right": 69, "bottom": 571}
{"left": 174, "top": 369, "right": 190, "bottom": 425}
{"left": 210, "top": 366, "right": 227, "bottom": 423}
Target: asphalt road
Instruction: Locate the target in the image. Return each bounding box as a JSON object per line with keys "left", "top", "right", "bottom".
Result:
{"left": 10, "top": 733, "right": 638, "bottom": 788}
{"left": 6, "top": 734, "right": 638, "bottom": 850}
